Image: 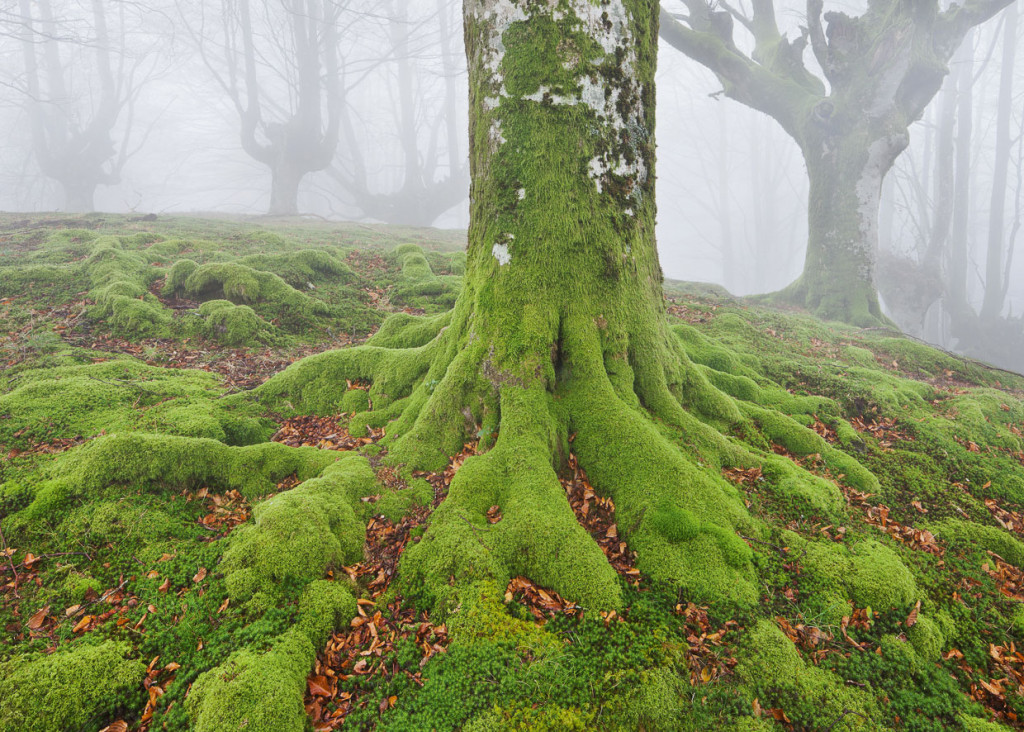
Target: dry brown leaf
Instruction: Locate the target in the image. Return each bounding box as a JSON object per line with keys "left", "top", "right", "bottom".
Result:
{"left": 308, "top": 675, "right": 332, "bottom": 697}
{"left": 72, "top": 615, "right": 93, "bottom": 633}
{"left": 26, "top": 605, "right": 49, "bottom": 630}
{"left": 193, "top": 567, "right": 207, "bottom": 583}
{"left": 906, "top": 599, "right": 921, "bottom": 628}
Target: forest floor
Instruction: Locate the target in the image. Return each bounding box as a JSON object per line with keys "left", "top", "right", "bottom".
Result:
{"left": 2, "top": 214, "right": 1024, "bottom": 731}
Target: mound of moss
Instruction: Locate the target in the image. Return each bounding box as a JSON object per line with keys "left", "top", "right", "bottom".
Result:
{"left": 0, "top": 641, "right": 146, "bottom": 732}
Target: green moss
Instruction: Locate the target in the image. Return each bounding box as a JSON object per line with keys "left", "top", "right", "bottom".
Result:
{"left": 0, "top": 641, "right": 146, "bottom": 732}
{"left": 12, "top": 433, "right": 338, "bottom": 527}
{"left": 907, "top": 615, "right": 944, "bottom": 662}
{"left": 199, "top": 299, "right": 272, "bottom": 346}
{"left": 390, "top": 244, "right": 457, "bottom": 308}
{"left": 738, "top": 620, "right": 879, "bottom": 730}
{"left": 801, "top": 539, "right": 918, "bottom": 613}
{"left": 237, "top": 248, "right": 354, "bottom": 287}
{"left": 447, "top": 581, "right": 562, "bottom": 658}
{"left": 848, "top": 539, "right": 918, "bottom": 610}
{"left": 221, "top": 453, "right": 376, "bottom": 602}
{"left": 163, "top": 258, "right": 199, "bottom": 293}
{"left": 960, "top": 717, "right": 1013, "bottom": 732}
{"left": 341, "top": 387, "right": 371, "bottom": 414}
{"left": 931, "top": 519, "right": 1024, "bottom": 568}
{"left": 297, "top": 580, "right": 357, "bottom": 648}
{"left": 187, "top": 628, "right": 314, "bottom": 732}
{"left": 0, "top": 359, "right": 272, "bottom": 449}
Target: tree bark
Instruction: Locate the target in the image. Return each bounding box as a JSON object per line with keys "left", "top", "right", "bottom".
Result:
{"left": 949, "top": 29, "right": 975, "bottom": 314}
{"left": 779, "top": 126, "right": 908, "bottom": 325}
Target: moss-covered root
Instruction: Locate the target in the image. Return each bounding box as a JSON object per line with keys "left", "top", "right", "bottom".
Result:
{"left": 738, "top": 621, "right": 880, "bottom": 730}
{"left": 14, "top": 433, "right": 340, "bottom": 527}
{"left": 187, "top": 582, "right": 356, "bottom": 732}
{"left": 0, "top": 641, "right": 146, "bottom": 732}
{"left": 562, "top": 324, "right": 759, "bottom": 609}
{"left": 398, "top": 386, "right": 621, "bottom": 614}
{"left": 222, "top": 454, "right": 378, "bottom": 606}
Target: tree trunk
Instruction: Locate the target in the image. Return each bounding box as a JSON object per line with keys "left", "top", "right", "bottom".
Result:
{"left": 259, "top": 0, "right": 762, "bottom": 613}
{"left": 787, "top": 132, "right": 906, "bottom": 326}
{"left": 981, "top": 3, "right": 1018, "bottom": 320}
{"left": 949, "top": 29, "right": 975, "bottom": 314}
{"left": 268, "top": 163, "right": 302, "bottom": 216}
{"left": 60, "top": 179, "right": 97, "bottom": 213}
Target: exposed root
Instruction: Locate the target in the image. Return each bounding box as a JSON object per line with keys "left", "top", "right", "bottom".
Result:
{"left": 251, "top": 299, "right": 888, "bottom": 617}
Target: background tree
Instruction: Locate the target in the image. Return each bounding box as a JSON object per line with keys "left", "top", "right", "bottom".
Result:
{"left": 15, "top": 0, "right": 157, "bottom": 212}
{"left": 181, "top": 0, "right": 344, "bottom": 216}
{"left": 329, "top": 0, "right": 469, "bottom": 226}
{"left": 660, "top": 0, "right": 1015, "bottom": 326}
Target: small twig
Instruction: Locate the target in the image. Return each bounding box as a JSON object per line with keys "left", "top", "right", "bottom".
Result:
{"left": 0, "top": 522, "right": 19, "bottom": 597}
{"left": 823, "top": 709, "right": 871, "bottom": 732}
{"left": 739, "top": 534, "right": 789, "bottom": 558}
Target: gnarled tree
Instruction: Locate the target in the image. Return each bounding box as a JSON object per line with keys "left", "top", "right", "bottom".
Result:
{"left": 181, "top": 0, "right": 343, "bottom": 216}
{"left": 254, "top": 0, "right": 874, "bottom": 614}
{"left": 16, "top": 0, "right": 152, "bottom": 212}
{"left": 660, "top": 0, "right": 1015, "bottom": 326}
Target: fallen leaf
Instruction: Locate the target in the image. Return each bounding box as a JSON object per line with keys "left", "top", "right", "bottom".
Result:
{"left": 72, "top": 615, "right": 94, "bottom": 633}
{"left": 308, "top": 675, "right": 332, "bottom": 697}
{"left": 193, "top": 567, "right": 207, "bottom": 583}
{"left": 26, "top": 605, "right": 50, "bottom": 630}
{"left": 906, "top": 599, "right": 921, "bottom": 628}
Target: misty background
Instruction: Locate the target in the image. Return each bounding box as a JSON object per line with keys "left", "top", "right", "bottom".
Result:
{"left": 0, "top": 0, "right": 1021, "bottom": 369}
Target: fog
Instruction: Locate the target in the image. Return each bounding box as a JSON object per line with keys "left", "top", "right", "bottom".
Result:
{"left": 0, "top": 0, "right": 1021, "bottom": 369}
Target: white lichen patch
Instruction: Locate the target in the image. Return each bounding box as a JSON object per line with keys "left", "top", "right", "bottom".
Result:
{"left": 866, "top": 46, "right": 911, "bottom": 119}
{"left": 492, "top": 242, "right": 512, "bottom": 265}
{"left": 471, "top": 0, "right": 528, "bottom": 73}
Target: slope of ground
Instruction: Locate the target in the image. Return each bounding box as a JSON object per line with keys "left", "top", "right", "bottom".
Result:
{"left": 1, "top": 215, "right": 1023, "bottom": 731}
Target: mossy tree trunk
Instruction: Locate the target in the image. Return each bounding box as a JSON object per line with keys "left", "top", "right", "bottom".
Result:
{"left": 787, "top": 121, "right": 908, "bottom": 326}
{"left": 259, "top": 0, "right": 796, "bottom": 614}
{"left": 659, "top": 0, "right": 1014, "bottom": 326}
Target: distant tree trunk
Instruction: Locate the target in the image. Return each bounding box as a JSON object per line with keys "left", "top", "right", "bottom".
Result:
{"left": 794, "top": 128, "right": 907, "bottom": 324}
{"left": 718, "top": 104, "right": 735, "bottom": 292}
{"left": 949, "top": 30, "right": 975, "bottom": 313}
{"left": 878, "top": 170, "right": 895, "bottom": 255}
{"left": 981, "top": 2, "right": 1018, "bottom": 320}
{"left": 268, "top": 160, "right": 304, "bottom": 217}
{"left": 331, "top": 0, "right": 468, "bottom": 226}
{"left": 926, "top": 77, "right": 957, "bottom": 270}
